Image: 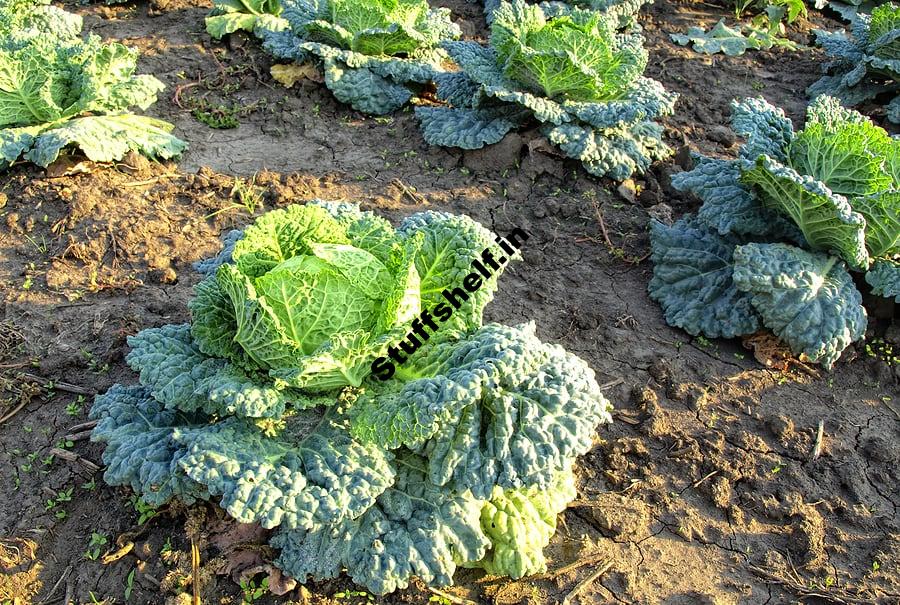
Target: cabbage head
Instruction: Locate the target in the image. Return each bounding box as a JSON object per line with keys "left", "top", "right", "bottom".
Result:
{"left": 491, "top": 4, "right": 647, "bottom": 102}
{"left": 190, "top": 202, "right": 501, "bottom": 391}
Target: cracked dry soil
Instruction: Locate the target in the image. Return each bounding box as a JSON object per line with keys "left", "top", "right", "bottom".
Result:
{"left": 1, "top": 0, "right": 898, "bottom": 604}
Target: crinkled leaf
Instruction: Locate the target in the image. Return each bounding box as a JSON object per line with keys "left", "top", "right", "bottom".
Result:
{"left": 731, "top": 96, "right": 794, "bottom": 163}
{"left": 126, "top": 324, "right": 289, "bottom": 418}
{"left": 741, "top": 155, "right": 870, "bottom": 270}
{"left": 321, "top": 59, "right": 411, "bottom": 115}
{"left": 788, "top": 96, "right": 894, "bottom": 198}
{"left": 176, "top": 410, "right": 395, "bottom": 530}
{"left": 24, "top": 114, "right": 186, "bottom": 167}
{"left": 89, "top": 385, "right": 209, "bottom": 506}
{"left": 671, "top": 155, "right": 799, "bottom": 239}
{"left": 733, "top": 243, "right": 866, "bottom": 369}
{"left": 648, "top": 215, "right": 760, "bottom": 339}
{"left": 865, "top": 258, "right": 900, "bottom": 302}
{"left": 415, "top": 105, "right": 524, "bottom": 149}
{"left": 398, "top": 210, "right": 507, "bottom": 331}
{"left": 852, "top": 190, "right": 900, "bottom": 258}
{"left": 272, "top": 453, "right": 488, "bottom": 595}
{"left": 465, "top": 466, "right": 576, "bottom": 579}
{"left": 350, "top": 323, "right": 613, "bottom": 498}
{"left": 547, "top": 120, "right": 670, "bottom": 180}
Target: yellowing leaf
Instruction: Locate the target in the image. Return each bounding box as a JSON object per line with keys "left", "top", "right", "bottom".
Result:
{"left": 270, "top": 63, "right": 323, "bottom": 87}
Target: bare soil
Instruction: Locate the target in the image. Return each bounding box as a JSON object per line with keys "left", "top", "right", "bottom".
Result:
{"left": 1, "top": 1, "right": 898, "bottom": 604}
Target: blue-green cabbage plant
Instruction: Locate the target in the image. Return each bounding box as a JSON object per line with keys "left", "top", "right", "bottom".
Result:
{"left": 90, "top": 201, "right": 614, "bottom": 595}
{"left": 0, "top": 0, "right": 186, "bottom": 169}
{"left": 415, "top": 0, "right": 677, "bottom": 181}
{"left": 809, "top": 2, "right": 900, "bottom": 122}
{"left": 251, "top": 0, "right": 461, "bottom": 114}
{"left": 649, "top": 96, "right": 899, "bottom": 369}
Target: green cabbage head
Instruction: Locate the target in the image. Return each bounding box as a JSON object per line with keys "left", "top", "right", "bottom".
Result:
{"left": 190, "top": 202, "right": 503, "bottom": 392}
{"left": 302, "top": 0, "right": 453, "bottom": 56}
{"left": 490, "top": 1, "right": 647, "bottom": 102}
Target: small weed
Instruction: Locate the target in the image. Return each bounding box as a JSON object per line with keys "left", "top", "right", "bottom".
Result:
{"left": 240, "top": 576, "right": 269, "bottom": 603}
{"left": 695, "top": 335, "right": 712, "bottom": 349}
{"left": 131, "top": 495, "right": 159, "bottom": 525}
{"left": 125, "top": 568, "right": 136, "bottom": 600}
{"left": 207, "top": 175, "right": 265, "bottom": 218}
{"left": 82, "top": 478, "right": 97, "bottom": 491}
{"left": 865, "top": 338, "right": 899, "bottom": 366}
{"left": 335, "top": 590, "right": 372, "bottom": 601}
{"left": 232, "top": 176, "right": 265, "bottom": 213}
{"left": 65, "top": 398, "right": 83, "bottom": 416}
{"left": 80, "top": 349, "right": 110, "bottom": 374}
{"left": 85, "top": 532, "right": 109, "bottom": 561}
{"left": 192, "top": 100, "right": 242, "bottom": 129}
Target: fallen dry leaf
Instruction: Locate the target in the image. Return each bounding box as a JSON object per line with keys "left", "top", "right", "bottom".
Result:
{"left": 742, "top": 332, "right": 794, "bottom": 371}
{"left": 271, "top": 62, "right": 323, "bottom": 87}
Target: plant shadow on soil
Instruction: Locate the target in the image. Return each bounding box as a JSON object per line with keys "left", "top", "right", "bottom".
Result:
{"left": 1, "top": 0, "right": 898, "bottom": 604}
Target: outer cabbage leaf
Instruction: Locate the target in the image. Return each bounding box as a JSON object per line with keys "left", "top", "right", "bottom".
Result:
{"left": 272, "top": 453, "right": 489, "bottom": 595}
{"left": 465, "top": 466, "right": 577, "bottom": 579}
{"left": 671, "top": 155, "right": 799, "bottom": 239}
{"left": 547, "top": 120, "right": 670, "bottom": 181}
{"left": 349, "top": 322, "right": 613, "bottom": 498}
{"left": 670, "top": 20, "right": 760, "bottom": 57}
{"left": 205, "top": 0, "right": 288, "bottom": 39}
{"left": 730, "top": 96, "right": 794, "bottom": 163}
{"left": 562, "top": 76, "right": 678, "bottom": 129}
{"left": 175, "top": 410, "right": 395, "bottom": 530}
{"left": 865, "top": 258, "right": 900, "bottom": 302}
{"left": 398, "top": 210, "right": 508, "bottom": 332}
{"left": 852, "top": 190, "right": 900, "bottom": 258}
{"left": 193, "top": 229, "right": 243, "bottom": 277}
{"left": 321, "top": 58, "right": 412, "bottom": 115}
{"left": 733, "top": 243, "right": 866, "bottom": 369}
{"left": 125, "top": 324, "right": 292, "bottom": 418}
{"left": 442, "top": 41, "right": 509, "bottom": 90}
{"left": 648, "top": 216, "right": 760, "bottom": 339}
{"left": 415, "top": 105, "right": 525, "bottom": 149}
{"left": 23, "top": 114, "right": 187, "bottom": 167}
{"left": 432, "top": 71, "right": 483, "bottom": 107}
{"left": 89, "top": 385, "right": 209, "bottom": 507}
{"left": 741, "top": 155, "right": 870, "bottom": 270}
{"left": 787, "top": 96, "right": 894, "bottom": 198}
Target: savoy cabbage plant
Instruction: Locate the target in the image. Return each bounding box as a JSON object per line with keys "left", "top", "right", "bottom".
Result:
{"left": 252, "top": 0, "right": 461, "bottom": 114}
{"left": 206, "top": 0, "right": 289, "bottom": 39}
{"left": 0, "top": 0, "right": 187, "bottom": 169}
{"left": 650, "top": 96, "right": 899, "bottom": 369}
{"left": 809, "top": 2, "right": 900, "bottom": 122}
{"left": 90, "top": 201, "right": 614, "bottom": 594}
{"left": 416, "top": 0, "right": 677, "bottom": 181}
